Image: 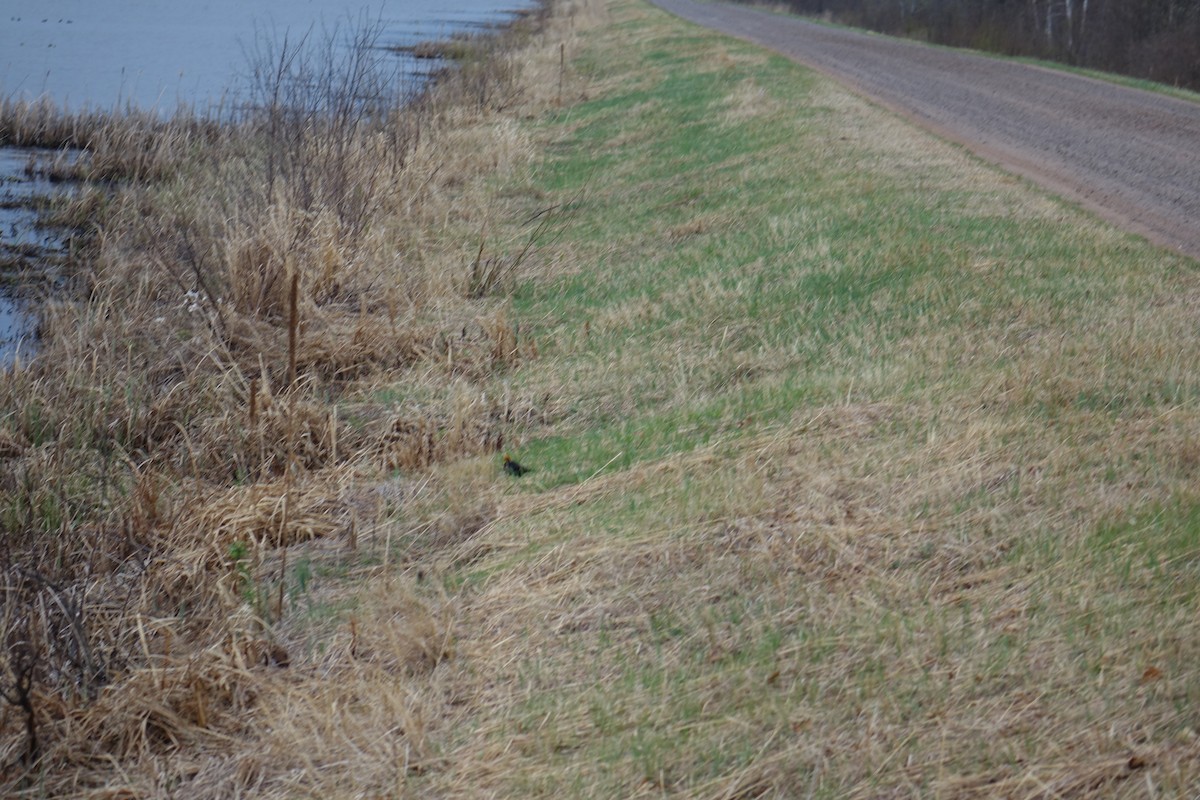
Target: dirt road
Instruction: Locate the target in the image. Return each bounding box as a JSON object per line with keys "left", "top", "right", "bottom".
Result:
{"left": 651, "top": 0, "right": 1200, "bottom": 260}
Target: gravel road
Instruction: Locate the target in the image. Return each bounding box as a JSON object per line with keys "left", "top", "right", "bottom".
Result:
{"left": 651, "top": 0, "right": 1200, "bottom": 259}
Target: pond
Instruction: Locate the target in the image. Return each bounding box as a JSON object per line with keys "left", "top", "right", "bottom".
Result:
{"left": 1, "top": 0, "right": 529, "bottom": 111}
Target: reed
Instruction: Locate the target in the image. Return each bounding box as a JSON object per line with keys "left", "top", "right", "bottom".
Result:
{"left": 0, "top": 96, "right": 226, "bottom": 182}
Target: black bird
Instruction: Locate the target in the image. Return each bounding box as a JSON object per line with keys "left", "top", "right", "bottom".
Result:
{"left": 503, "top": 454, "right": 528, "bottom": 476}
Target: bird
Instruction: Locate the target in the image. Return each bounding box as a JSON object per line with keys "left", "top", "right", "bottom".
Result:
{"left": 503, "top": 454, "right": 528, "bottom": 476}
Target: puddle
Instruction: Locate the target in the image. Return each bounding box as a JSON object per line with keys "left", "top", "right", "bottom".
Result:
{"left": 0, "top": 147, "right": 78, "bottom": 364}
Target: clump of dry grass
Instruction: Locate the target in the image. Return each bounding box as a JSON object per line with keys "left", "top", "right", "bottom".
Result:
{"left": 0, "top": 96, "right": 227, "bottom": 183}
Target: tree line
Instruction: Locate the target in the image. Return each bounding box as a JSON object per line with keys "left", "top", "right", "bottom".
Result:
{"left": 748, "top": 0, "right": 1200, "bottom": 91}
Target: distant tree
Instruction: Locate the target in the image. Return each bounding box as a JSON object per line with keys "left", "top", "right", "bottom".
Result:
{"left": 748, "top": 0, "right": 1200, "bottom": 91}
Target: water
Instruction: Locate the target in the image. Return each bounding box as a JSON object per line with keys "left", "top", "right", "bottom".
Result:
{"left": 0, "top": 0, "right": 530, "bottom": 363}
{"left": 1, "top": 0, "right": 529, "bottom": 111}
{"left": 0, "top": 148, "right": 69, "bottom": 363}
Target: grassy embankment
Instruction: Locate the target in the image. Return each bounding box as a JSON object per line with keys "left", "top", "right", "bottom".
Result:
{"left": 4, "top": 0, "right": 1200, "bottom": 796}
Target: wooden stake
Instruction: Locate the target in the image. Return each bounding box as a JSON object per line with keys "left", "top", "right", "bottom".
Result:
{"left": 249, "top": 377, "right": 258, "bottom": 426}
{"left": 558, "top": 42, "right": 565, "bottom": 105}
{"left": 287, "top": 273, "right": 299, "bottom": 388}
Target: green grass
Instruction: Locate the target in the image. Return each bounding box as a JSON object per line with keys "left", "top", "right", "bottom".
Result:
{"left": 398, "top": 0, "right": 1200, "bottom": 796}
{"left": 501, "top": 15, "right": 1194, "bottom": 489}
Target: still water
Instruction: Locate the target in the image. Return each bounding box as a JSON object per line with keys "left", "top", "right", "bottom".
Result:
{"left": 0, "top": 0, "right": 530, "bottom": 362}
{"left": 1, "top": 0, "right": 530, "bottom": 111}
{"left": 0, "top": 147, "right": 69, "bottom": 363}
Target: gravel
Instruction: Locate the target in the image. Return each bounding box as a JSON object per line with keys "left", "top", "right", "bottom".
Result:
{"left": 652, "top": 0, "right": 1200, "bottom": 259}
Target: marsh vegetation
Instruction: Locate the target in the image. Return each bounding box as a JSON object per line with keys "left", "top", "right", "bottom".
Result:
{"left": 0, "top": 3, "right": 581, "bottom": 793}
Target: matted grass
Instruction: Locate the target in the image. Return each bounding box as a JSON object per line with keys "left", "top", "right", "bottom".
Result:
{"left": 6, "top": 0, "right": 1200, "bottom": 795}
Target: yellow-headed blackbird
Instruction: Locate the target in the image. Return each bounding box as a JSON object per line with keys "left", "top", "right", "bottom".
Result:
{"left": 503, "top": 454, "right": 528, "bottom": 476}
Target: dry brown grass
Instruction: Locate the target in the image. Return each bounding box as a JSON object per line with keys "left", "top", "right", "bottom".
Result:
{"left": 0, "top": 97, "right": 227, "bottom": 183}
{"left": 0, "top": 1, "right": 601, "bottom": 795}
{"left": 404, "top": 399, "right": 1200, "bottom": 797}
